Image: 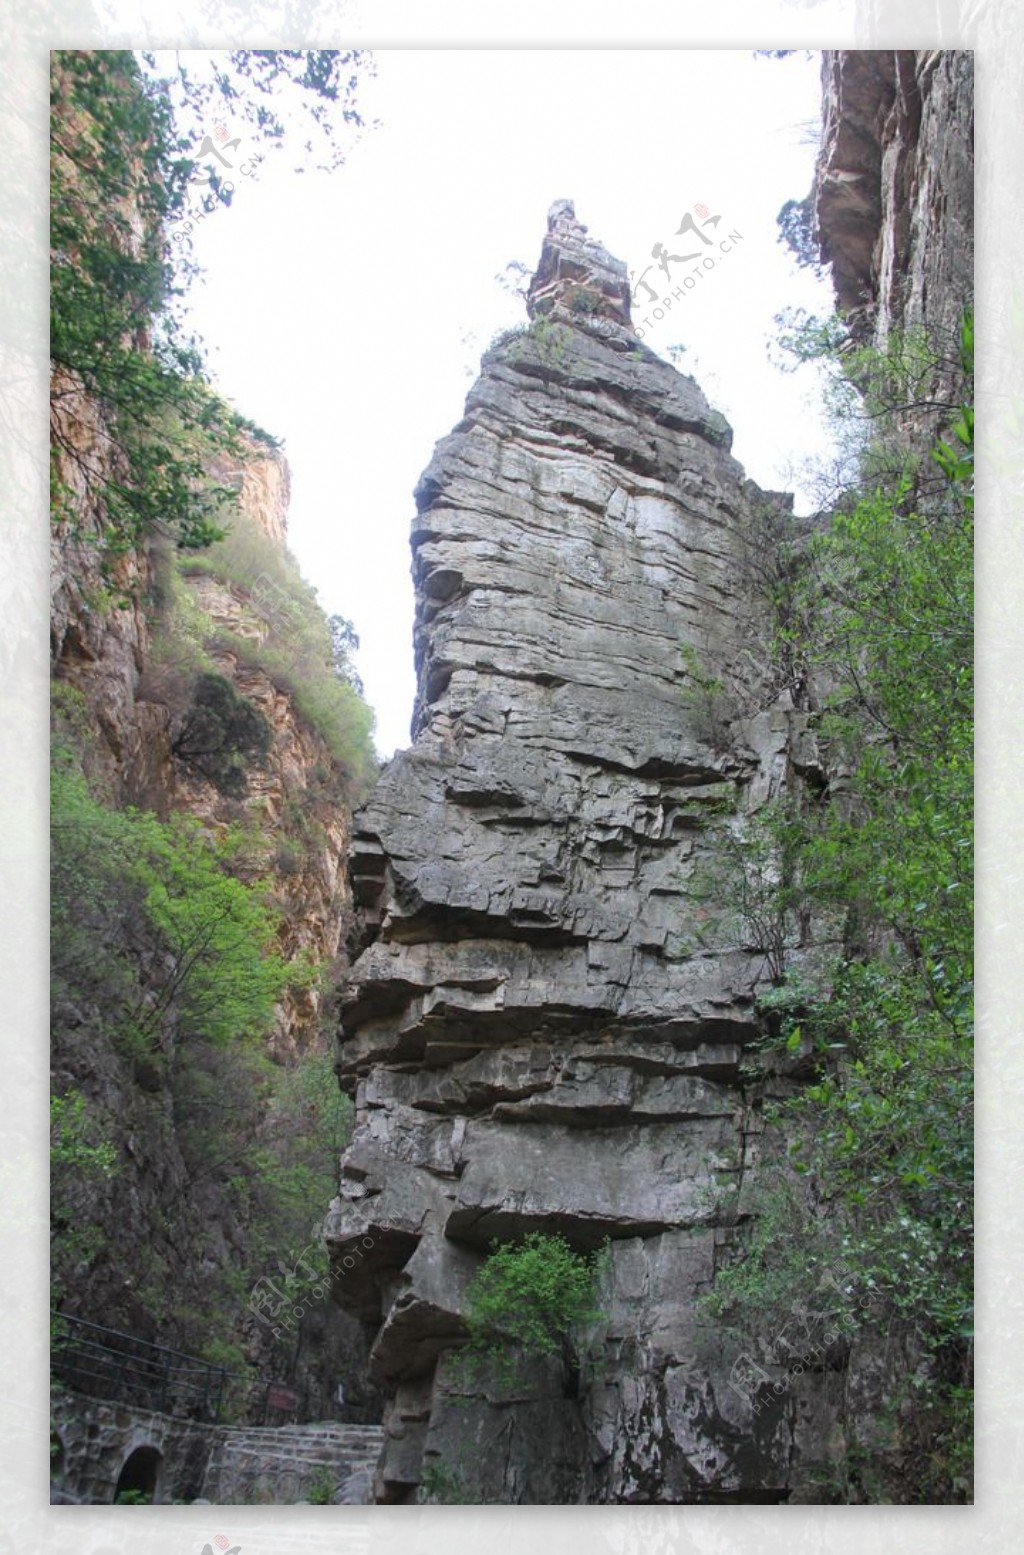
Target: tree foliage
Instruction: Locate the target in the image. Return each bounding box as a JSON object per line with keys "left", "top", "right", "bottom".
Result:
{"left": 776, "top": 194, "right": 821, "bottom": 271}
{"left": 50, "top": 48, "right": 371, "bottom": 566}
{"left": 51, "top": 52, "right": 255, "bottom": 558}
{"left": 152, "top": 47, "right": 370, "bottom": 183}
{"left": 457, "top": 1233, "right": 605, "bottom": 1392}
{"left": 50, "top": 746, "right": 297, "bottom": 1056}
{"left": 709, "top": 313, "right": 973, "bottom": 1502}
{"left": 50, "top": 1089, "right": 119, "bottom": 1309}
{"left": 50, "top": 735, "right": 355, "bottom": 1380}
{"left": 328, "top": 614, "right": 364, "bottom": 696}
{"left": 171, "top": 670, "right": 273, "bottom": 797}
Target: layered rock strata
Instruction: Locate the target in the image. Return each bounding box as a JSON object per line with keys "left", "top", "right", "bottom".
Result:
{"left": 326, "top": 204, "right": 839, "bottom": 1503}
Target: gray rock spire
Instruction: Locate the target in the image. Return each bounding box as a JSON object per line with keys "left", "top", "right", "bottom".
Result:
{"left": 325, "top": 208, "right": 827, "bottom": 1505}
{"left": 525, "top": 197, "right": 632, "bottom": 325}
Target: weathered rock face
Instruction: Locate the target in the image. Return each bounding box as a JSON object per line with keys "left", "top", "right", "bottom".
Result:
{"left": 51, "top": 393, "right": 367, "bottom": 1404}
{"left": 814, "top": 50, "right": 974, "bottom": 366}
{"left": 325, "top": 203, "right": 846, "bottom": 1503}
{"left": 161, "top": 562, "right": 352, "bottom": 1058}
{"left": 51, "top": 417, "right": 349, "bottom": 1054}
{"left": 50, "top": 366, "right": 164, "bottom": 792}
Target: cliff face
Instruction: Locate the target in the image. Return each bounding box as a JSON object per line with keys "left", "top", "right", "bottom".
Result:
{"left": 50, "top": 56, "right": 376, "bottom": 1409}
{"left": 814, "top": 49, "right": 973, "bottom": 369}
{"left": 50, "top": 366, "right": 164, "bottom": 792}
{"left": 325, "top": 204, "right": 845, "bottom": 1504}
{"left": 51, "top": 431, "right": 348, "bottom": 1056}
{"left": 50, "top": 407, "right": 375, "bottom": 1410}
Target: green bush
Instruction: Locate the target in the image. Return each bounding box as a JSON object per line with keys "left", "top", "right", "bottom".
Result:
{"left": 677, "top": 642, "right": 734, "bottom": 750}
{"left": 487, "top": 323, "right": 529, "bottom": 354}
{"left": 418, "top": 1459, "right": 475, "bottom": 1504}
{"left": 528, "top": 317, "right": 573, "bottom": 366}
{"left": 458, "top": 1232, "right": 605, "bottom": 1391}
{"left": 51, "top": 748, "right": 297, "bottom": 1054}
{"left": 113, "top": 1488, "right": 152, "bottom": 1505}
{"left": 305, "top": 1466, "right": 336, "bottom": 1505}
{"left": 566, "top": 285, "right": 602, "bottom": 315}
{"left": 705, "top": 312, "right": 973, "bottom": 1501}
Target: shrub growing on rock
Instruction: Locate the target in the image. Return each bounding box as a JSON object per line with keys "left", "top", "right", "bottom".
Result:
{"left": 458, "top": 1231, "right": 606, "bottom": 1392}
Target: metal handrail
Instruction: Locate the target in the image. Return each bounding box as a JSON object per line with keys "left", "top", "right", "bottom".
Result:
{"left": 53, "top": 1313, "right": 223, "bottom": 1368}
{"left": 51, "top": 1311, "right": 230, "bottom": 1420}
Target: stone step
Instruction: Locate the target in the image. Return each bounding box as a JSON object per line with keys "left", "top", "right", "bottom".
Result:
{"left": 214, "top": 1430, "right": 384, "bottom": 1451}
{"left": 200, "top": 1421, "right": 386, "bottom": 1503}
{"left": 217, "top": 1448, "right": 369, "bottom": 1463}
{"left": 217, "top": 1433, "right": 380, "bottom": 1444}
{"left": 214, "top": 1435, "right": 384, "bottom": 1457}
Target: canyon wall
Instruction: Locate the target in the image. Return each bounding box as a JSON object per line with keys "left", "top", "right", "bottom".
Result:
{"left": 51, "top": 427, "right": 350, "bottom": 1055}
{"left": 814, "top": 49, "right": 973, "bottom": 373}
{"left": 51, "top": 407, "right": 376, "bottom": 1414}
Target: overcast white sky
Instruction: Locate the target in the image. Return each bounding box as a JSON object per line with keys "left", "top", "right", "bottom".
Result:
{"left": 169, "top": 49, "right": 835, "bottom": 757}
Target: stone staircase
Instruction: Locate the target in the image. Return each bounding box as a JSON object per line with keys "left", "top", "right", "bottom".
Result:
{"left": 200, "top": 1420, "right": 385, "bottom": 1504}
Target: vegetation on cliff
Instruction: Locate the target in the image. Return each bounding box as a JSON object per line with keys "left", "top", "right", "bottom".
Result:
{"left": 51, "top": 51, "right": 269, "bottom": 560}
{"left": 455, "top": 1233, "right": 606, "bottom": 1392}
{"left": 170, "top": 501, "right": 376, "bottom": 791}
{"left": 50, "top": 48, "right": 369, "bottom": 567}
{"left": 50, "top": 49, "right": 376, "bottom": 1418}
{"left": 50, "top": 710, "right": 354, "bottom": 1386}
{"left": 706, "top": 312, "right": 974, "bottom": 1502}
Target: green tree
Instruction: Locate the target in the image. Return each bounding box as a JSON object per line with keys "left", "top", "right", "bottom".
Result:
{"left": 776, "top": 194, "right": 821, "bottom": 272}
{"left": 50, "top": 1090, "right": 119, "bottom": 1309}
{"left": 50, "top": 741, "right": 358, "bottom": 1374}
{"left": 50, "top": 749, "right": 297, "bottom": 1056}
{"left": 708, "top": 313, "right": 973, "bottom": 1502}
{"left": 328, "top": 613, "right": 364, "bottom": 696}
{"left": 171, "top": 670, "right": 272, "bottom": 797}
{"left": 458, "top": 1232, "right": 605, "bottom": 1392}
{"left": 51, "top": 49, "right": 371, "bottom": 566}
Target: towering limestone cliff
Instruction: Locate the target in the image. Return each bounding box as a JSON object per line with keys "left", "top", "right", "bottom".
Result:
{"left": 49, "top": 48, "right": 971, "bottom": 1503}
{"left": 325, "top": 202, "right": 839, "bottom": 1504}
{"left": 326, "top": 48, "right": 973, "bottom": 1500}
